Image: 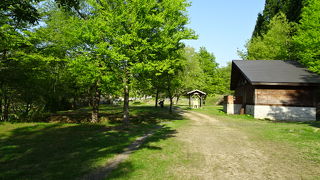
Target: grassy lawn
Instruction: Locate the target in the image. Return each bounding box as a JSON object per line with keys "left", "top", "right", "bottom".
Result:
{"left": 193, "top": 106, "right": 320, "bottom": 163}
{"left": 0, "top": 105, "right": 184, "bottom": 179}
{"left": 2, "top": 103, "right": 320, "bottom": 179}
{"left": 107, "top": 119, "right": 190, "bottom": 180}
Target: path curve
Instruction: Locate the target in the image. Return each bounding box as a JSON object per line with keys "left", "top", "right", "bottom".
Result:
{"left": 174, "top": 110, "right": 317, "bottom": 180}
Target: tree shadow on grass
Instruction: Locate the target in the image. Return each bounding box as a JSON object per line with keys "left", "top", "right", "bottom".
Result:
{"left": 48, "top": 105, "right": 124, "bottom": 123}
{"left": 129, "top": 106, "right": 185, "bottom": 124}
{"left": 47, "top": 105, "right": 185, "bottom": 125}
{"left": 106, "top": 126, "right": 178, "bottom": 179}
{"left": 0, "top": 123, "right": 132, "bottom": 179}
{"left": 0, "top": 106, "right": 183, "bottom": 179}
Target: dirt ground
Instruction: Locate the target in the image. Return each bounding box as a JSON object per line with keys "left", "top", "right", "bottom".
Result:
{"left": 173, "top": 110, "right": 320, "bottom": 180}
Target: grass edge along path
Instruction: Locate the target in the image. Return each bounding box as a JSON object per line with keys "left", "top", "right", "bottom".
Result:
{"left": 107, "top": 106, "right": 320, "bottom": 179}
{"left": 81, "top": 125, "right": 162, "bottom": 180}
{"left": 193, "top": 106, "right": 320, "bottom": 164}
{"left": 106, "top": 118, "right": 190, "bottom": 180}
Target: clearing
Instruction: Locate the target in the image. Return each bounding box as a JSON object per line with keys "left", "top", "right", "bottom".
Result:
{"left": 108, "top": 106, "right": 320, "bottom": 179}
{"left": 1, "top": 105, "right": 320, "bottom": 179}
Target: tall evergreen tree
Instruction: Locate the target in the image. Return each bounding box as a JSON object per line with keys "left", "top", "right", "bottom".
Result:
{"left": 252, "top": 0, "right": 303, "bottom": 37}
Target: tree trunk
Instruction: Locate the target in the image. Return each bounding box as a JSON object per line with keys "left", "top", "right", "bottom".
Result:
{"left": 166, "top": 77, "right": 173, "bottom": 113}
{"left": 72, "top": 96, "right": 77, "bottom": 110}
{"left": 123, "top": 72, "right": 130, "bottom": 124}
{"left": 167, "top": 87, "right": 173, "bottom": 113}
{"left": 3, "top": 94, "right": 9, "bottom": 121}
{"left": 91, "top": 84, "right": 100, "bottom": 123}
{"left": 0, "top": 94, "right": 2, "bottom": 121}
{"left": 176, "top": 95, "right": 180, "bottom": 105}
{"left": 169, "top": 96, "right": 173, "bottom": 113}
{"left": 155, "top": 89, "right": 159, "bottom": 108}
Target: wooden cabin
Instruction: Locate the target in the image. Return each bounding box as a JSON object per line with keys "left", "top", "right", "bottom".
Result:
{"left": 225, "top": 60, "right": 320, "bottom": 121}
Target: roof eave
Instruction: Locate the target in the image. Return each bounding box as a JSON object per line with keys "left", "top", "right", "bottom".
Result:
{"left": 251, "top": 82, "right": 320, "bottom": 86}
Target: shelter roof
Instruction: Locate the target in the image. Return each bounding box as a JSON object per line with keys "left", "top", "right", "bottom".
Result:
{"left": 231, "top": 60, "right": 320, "bottom": 90}
{"left": 187, "top": 89, "right": 206, "bottom": 95}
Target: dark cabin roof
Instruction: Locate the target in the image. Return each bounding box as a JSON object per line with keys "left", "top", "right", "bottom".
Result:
{"left": 187, "top": 89, "right": 206, "bottom": 95}
{"left": 231, "top": 60, "right": 320, "bottom": 90}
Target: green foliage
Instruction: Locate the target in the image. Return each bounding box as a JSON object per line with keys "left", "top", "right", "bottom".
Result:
{"left": 0, "top": 0, "right": 40, "bottom": 26}
{"left": 246, "top": 0, "right": 320, "bottom": 75}
{"left": 240, "top": 13, "right": 295, "bottom": 60}
{"left": 0, "top": 0, "right": 197, "bottom": 121}
{"left": 215, "top": 62, "right": 232, "bottom": 95}
{"left": 179, "top": 47, "right": 205, "bottom": 91}
{"left": 173, "top": 47, "right": 231, "bottom": 97}
{"left": 252, "top": 0, "right": 303, "bottom": 37}
{"left": 293, "top": 0, "right": 320, "bottom": 73}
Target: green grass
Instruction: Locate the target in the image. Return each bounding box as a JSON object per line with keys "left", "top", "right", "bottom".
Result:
{"left": 0, "top": 105, "right": 184, "bottom": 179}
{"left": 2, "top": 104, "right": 319, "bottom": 179}
{"left": 107, "top": 105, "right": 320, "bottom": 179}
{"left": 194, "top": 105, "right": 320, "bottom": 163}
{"left": 107, "top": 119, "right": 190, "bottom": 180}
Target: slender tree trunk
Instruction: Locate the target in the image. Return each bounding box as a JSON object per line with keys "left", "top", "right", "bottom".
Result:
{"left": 176, "top": 95, "right": 180, "bottom": 105}
{"left": 166, "top": 76, "right": 174, "bottom": 113}
{"left": 167, "top": 87, "right": 173, "bottom": 113}
{"left": 3, "top": 94, "right": 9, "bottom": 121}
{"left": 169, "top": 96, "right": 173, "bottom": 113}
{"left": 0, "top": 97, "right": 2, "bottom": 121}
{"left": 91, "top": 84, "right": 100, "bottom": 123}
{"left": 155, "top": 89, "right": 159, "bottom": 108}
{"left": 123, "top": 72, "right": 130, "bottom": 124}
{"left": 72, "top": 96, "right": 77, "bottom": 110}
{"left": 0, "top": 88, "right": 2, "bottom": 121}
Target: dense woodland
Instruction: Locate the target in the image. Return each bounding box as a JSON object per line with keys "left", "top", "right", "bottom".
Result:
{"left": 0, "top": 0, "right": 231, "bottom": 123}
{"left": 239, "top": 0, "right": 320, "bottom": 74}
{"left": 2, "top": 0, "right": 319, "bottom": 123}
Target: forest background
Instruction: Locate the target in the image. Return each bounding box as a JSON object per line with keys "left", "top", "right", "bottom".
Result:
{"left": 0, "top": 0, "right": 319, "bottom": 122}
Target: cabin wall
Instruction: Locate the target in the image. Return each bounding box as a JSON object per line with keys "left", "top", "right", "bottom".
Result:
{"left": 249, "top": 105, "right": 316, "bottom": 121}
{"left": 254, "top": 86, "right": 316, "bottom": 107}
{"left": 249, "top": 86, "right": 317, "bottom": 121}
{"left": 234, "top": 84, "right": 255, "bottom": 105}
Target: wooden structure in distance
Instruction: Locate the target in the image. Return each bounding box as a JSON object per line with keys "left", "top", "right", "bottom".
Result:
{"left": 187, "top": 90, "right": 206, "bottom": 108}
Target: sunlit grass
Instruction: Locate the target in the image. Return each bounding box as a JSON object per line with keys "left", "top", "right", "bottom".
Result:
{"left": 0, "top": 104, "right": 183, "bottom": 179}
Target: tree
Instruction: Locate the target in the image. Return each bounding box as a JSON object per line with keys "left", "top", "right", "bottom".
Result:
{"left": 215, "top": 63, "right": 232, "bottom": 95}
{"left": 252, "top": 0, "right": 303, "bottom": 37}
{"left": 179, "top": 47, "right": 204, "bottom": 91}
{"left": 93, "top": 0, "right": 195, "bottom": 116}
{"left": 240, "top": 13, "right": 295, "bottom": 60}
{"left": 0, "top": 0, "right": 196, "bottom": 122}
{"left": 293, "top": 0, "right": 320, "bottom": 73}
{"left": 0, "top": 0, "right": 93, "bottom": 122}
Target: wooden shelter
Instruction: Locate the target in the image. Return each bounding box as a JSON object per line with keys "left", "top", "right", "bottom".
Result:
{"left": 187, "top": 90, "right": 206, "bottom": 108}
{"left": 225, "top": 60, "right": 320, "bottom": 121}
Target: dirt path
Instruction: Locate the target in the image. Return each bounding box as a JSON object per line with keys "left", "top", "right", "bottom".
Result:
{"left": 174, "top": 110, "right": 318, "bottom": 180}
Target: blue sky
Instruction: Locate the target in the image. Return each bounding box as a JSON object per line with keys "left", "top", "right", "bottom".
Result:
{"left": 184, "top": 0, "right": 265, "bottom": 67}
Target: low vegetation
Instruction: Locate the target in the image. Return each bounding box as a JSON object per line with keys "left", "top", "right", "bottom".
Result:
{"left": 0, "top": 105, "right": 184, "bottom": 179}
{"left": 1, "top": 104, "right": 319, "bottom": 179}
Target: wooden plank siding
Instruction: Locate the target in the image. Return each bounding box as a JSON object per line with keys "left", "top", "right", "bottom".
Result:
{"left": 254, "top": 87, "right": 316, "bottom": 107}
{"left": 234, "top": 84, "right": 317, "bottom": 107}
{"left": 234, "top": 84, "right": 255, "bottom": 105}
